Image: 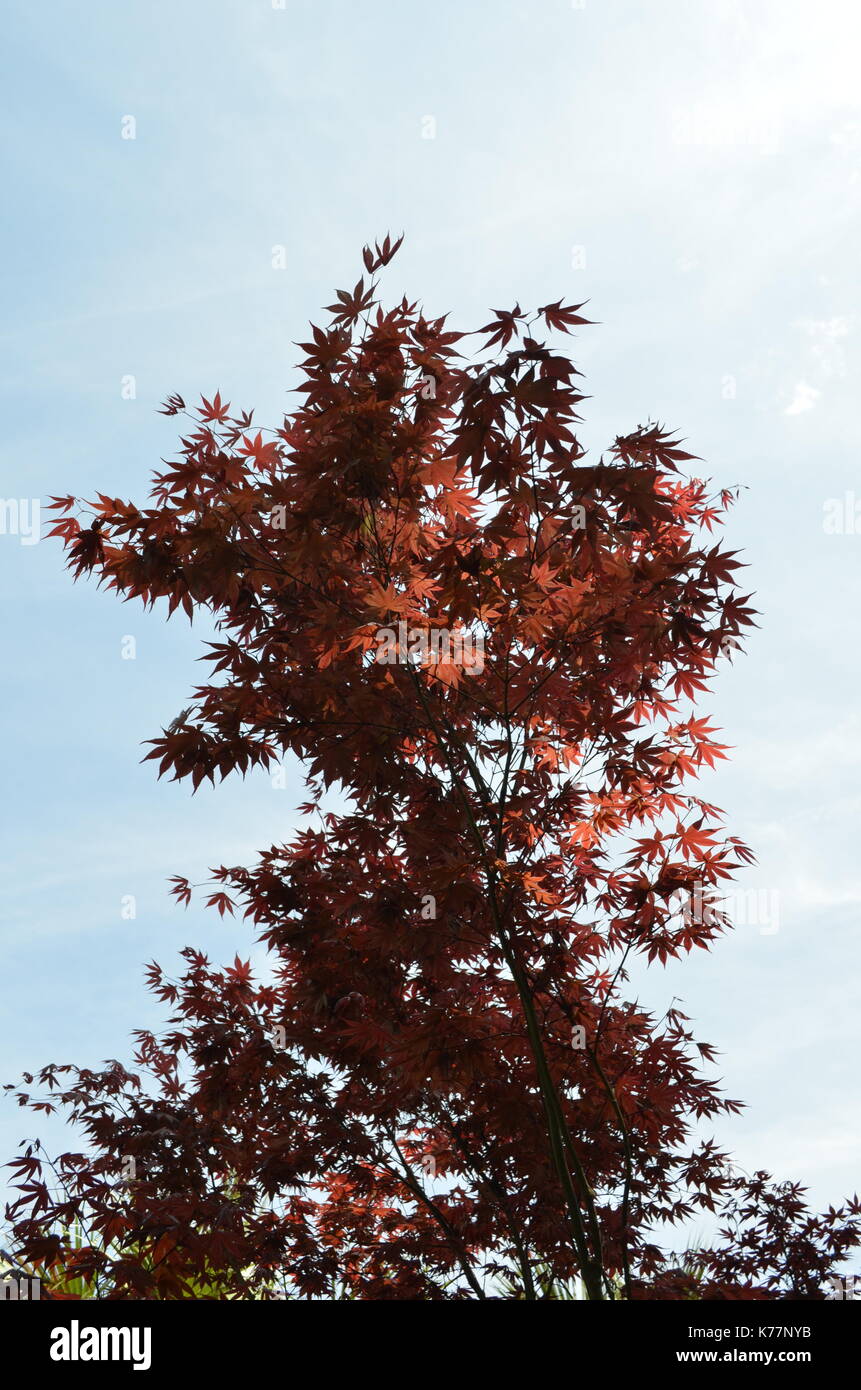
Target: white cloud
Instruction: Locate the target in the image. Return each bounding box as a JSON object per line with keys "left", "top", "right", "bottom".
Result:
{"left": 798, "top": 315, "right": 852, "bottom": 379}
{"left": 785, "top": 381, "right": 821, "bottom": 415}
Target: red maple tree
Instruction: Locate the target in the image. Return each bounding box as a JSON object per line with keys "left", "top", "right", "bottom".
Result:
{"left": 5, "top": 238, "right": 859, "bottom": 1299}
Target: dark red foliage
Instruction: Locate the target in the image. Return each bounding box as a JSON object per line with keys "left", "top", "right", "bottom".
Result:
{"left": 6, "top": 242, "right": 858, "bottom": 1300}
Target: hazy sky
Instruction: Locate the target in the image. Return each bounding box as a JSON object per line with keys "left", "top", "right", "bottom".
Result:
{"left": 1, "top": 0, "right": 859, "bottom": 1228}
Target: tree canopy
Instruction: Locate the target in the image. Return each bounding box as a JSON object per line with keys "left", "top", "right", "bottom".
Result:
{"left": 6, "top": 237, "right": 859, "bottom": 1300}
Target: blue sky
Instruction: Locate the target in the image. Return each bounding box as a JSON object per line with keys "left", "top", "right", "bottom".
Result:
{"left": 1, "top": 0, "right": 859, "bottom": 1228}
